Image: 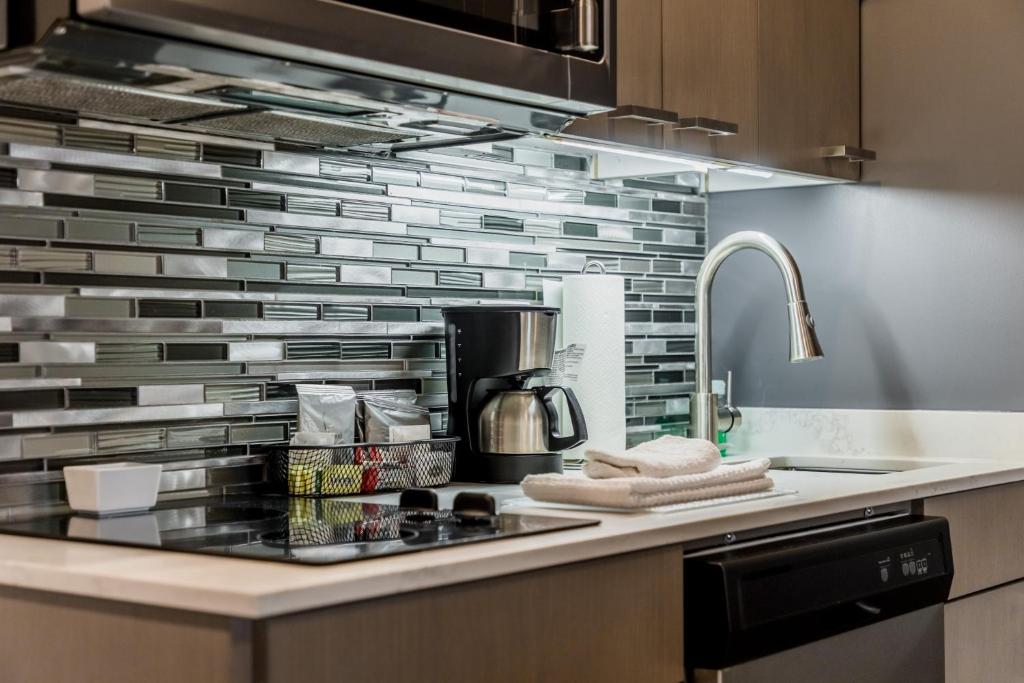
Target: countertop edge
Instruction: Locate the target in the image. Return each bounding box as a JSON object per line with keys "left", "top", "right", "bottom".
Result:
{"left": 0, "top": 459, "right": 1022, "bottom": 618}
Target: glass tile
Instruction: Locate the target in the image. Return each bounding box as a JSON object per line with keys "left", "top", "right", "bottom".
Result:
{"left": 286, "top": 342, "right": 340, "bottom": 359}
{"left": 96, "top": 343, "right": 163, "bottom": 364}
{"left": 322, "top": 305, "right": 369, "bottom": 321}
{"left": 138, "top": 300, "right": 201, "bottom": 318}
{"left": 164, "top": 183, "right": 224, "bottom": 205}
{"left": 438, "top": 271, "right": 482, "bottom": 287}
{"left": 563, "top": 222, "right": 598, "bottom": 238}
{"left": 165, "top": 343, "right": 228, "bottom": 361}
{"left": 264, "top": 302, "right": 319, "bottom": 320}
{"left": 205, "top": 384, "right": 262, "bottom": 402}
{"left": 372, "top": 306, "right": 419, "bottom": 322}
{"left": 230, "top": 423, "right": 288, "bottom": 443}
{"left": 341, "top": 343, "right": 391, "bottom": 359}
{"left": 227, "top": 260, "right": 283, "bottom": 280}
{"left": 483, "top": 215, "right": 524, "bottom": 231}
{"left": 67, "top": 388, "right": 137, "bottom": 409}
{"left": 96, "top": 427, "right": 166, "bottom": 454}
{"left": 0, "top": 216, "right": 62, "bottom": 239}
{"left": 420, "top": 246, "right": 465, "bottom": 263}
{"left": 287, "top": 263, "right": 337, "bottom": 282}
{"left": 228, "top": 189, "right": 283, "bottom": 210}
{"left": 205, "top": 301, "right": 260, "bottom": 319}
{"left": 391, "top": 270, "right": 436, "bottom": 286}
{"left": 508, "top": 252, "right": 546, "bottom": 268}
{"left": 372, "top": 243, "right": 419, "bottom": 260}
{"left": 166, "top": 424, "right": 228, "bottom": 449}
{"left": 584, "top": 192, "right": 617, "bottom": 207}
{"left": 65, "top": 219, "right": 131, "bottom": 242}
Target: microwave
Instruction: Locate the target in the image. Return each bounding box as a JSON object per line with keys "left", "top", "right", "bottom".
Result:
{"left": 67, "top": 0, "right": 616, "bottom": 115}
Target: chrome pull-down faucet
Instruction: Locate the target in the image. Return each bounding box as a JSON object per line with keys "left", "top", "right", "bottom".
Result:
{"left": 689, "top": 231, "right": 823, "bottom": 442}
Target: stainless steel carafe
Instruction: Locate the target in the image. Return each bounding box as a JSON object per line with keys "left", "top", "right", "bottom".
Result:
{"left": 477, "top": 386, "right": 586, "bottom": 455}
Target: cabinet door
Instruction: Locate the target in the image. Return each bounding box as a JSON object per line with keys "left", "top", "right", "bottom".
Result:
{"left": 921, "top": 480, "right": 1024, "bottom": 599}
{"left": 662, "top": 0, "right": 758, "bottom": 162}
{"left": 757, "top": 0, "right": 862, "bottom": 179}
{"left": 945, "top": 580, "right": 1024, "bottom": 683}
{"left": 260, "top": 547, "right": 685, "bottom": 683}
{"left": 567, "top": 0, "right": 666, "bottom": 148}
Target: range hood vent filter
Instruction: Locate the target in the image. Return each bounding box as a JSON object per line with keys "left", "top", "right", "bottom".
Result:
{"left": 183, "top": 109, "right": 412, "bottom": 147}
{"left": 0, "top": 75, "right": 245, "bottom": 121}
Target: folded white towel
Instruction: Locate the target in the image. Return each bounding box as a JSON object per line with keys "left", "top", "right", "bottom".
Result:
{"left": 583, "top": 435, "right": 720, "bottom": 479}
{"left": 522, "top": 458, "right": 773, "bottom": 509}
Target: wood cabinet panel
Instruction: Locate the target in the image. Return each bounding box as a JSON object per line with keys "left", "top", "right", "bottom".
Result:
{"left": 568, "top": 0, "right": 866, "bottom": 180}
{"left": 757, "top": 0, "right": 862, "bottom": 179}
{"left": 258, "top": 546, "right": 685, "bottom": 683}
{"left": 945, "top": 580, "right": 1024, "bottom": 683}
{"left": 0, "top": 586, "right": 250, "bottom": 683}
{"left": 922, "top": 480, "right": 1024, "bottom": 599}
{"left": 662, "top": 0, "right": 758, "bottom": 162}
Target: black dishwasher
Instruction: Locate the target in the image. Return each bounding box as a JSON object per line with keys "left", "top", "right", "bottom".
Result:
{"left": 684, "top": 515, "right": 954, "bottom": 683}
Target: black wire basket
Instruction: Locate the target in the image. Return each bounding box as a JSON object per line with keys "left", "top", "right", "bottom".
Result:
{"left": 269, "top": 437, "right": 458, "bottom": 497}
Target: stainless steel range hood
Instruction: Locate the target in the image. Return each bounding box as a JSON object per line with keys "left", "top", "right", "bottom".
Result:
{"left": 0, "top": 17, "right": 579, "bottom": 153}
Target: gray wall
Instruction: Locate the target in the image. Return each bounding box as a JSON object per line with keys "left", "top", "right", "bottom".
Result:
{"left": 708, "top": 0, "right": 1024, "bottom": 410}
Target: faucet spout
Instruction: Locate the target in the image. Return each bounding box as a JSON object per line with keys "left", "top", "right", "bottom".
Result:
{"left": 689, "top": 231, "right": 822, "bottom": 442}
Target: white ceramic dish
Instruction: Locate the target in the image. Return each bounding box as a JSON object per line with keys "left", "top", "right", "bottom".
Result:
{"left": 63, "top": 463, "right": 162, "bottom": 516}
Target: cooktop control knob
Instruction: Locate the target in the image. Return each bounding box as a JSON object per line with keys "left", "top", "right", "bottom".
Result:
{"left": 452, "top": 492, "right": 497, "bottom": 525}
{"left": 399, "top": 488, "right": 439, "bottom": 512}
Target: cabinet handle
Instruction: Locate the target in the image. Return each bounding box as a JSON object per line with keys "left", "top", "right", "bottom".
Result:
{"left": 822, "top": 145, "right": 876, "bottom": 162}
{"left": 674, "top": 116, "right": 739, "bottom": 137}
{"left": 606, "top": 105, "right": 679, "bottom": 126}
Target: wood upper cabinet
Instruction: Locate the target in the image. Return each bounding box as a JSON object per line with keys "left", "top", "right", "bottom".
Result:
{"left": 662, "top": 0, "right": 759, "bottom": 163}
{"left": 757, "top": 0, "right": 863, "bottom": 180}
{"left": 570, "top": 0, "right": 867, "bottom": 179}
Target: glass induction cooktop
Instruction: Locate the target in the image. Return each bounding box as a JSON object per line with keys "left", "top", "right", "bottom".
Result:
{"left": 0, "top": 490, "right": 598, "bottom": 565}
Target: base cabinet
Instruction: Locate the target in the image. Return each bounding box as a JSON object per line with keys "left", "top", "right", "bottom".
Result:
{"left": 945, "top": 580, "right": 1024, "bottom": 683}
{"left": 0, "top": 546, "right": 683, "bottom": 683}
{"left": 257, "top": 546, "right": 684, "bottom": 683}
{"left": 921, "top": 480, "right": 1024, "bottom": 598}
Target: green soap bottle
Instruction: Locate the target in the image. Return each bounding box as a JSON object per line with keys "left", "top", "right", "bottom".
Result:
{"left": 717, "top": 430, "right": 728, "bottom": 457}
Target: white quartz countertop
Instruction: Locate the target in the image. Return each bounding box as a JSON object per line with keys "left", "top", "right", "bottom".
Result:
{"left": 0, "top": 454, "right": 1021, "bottom": 619}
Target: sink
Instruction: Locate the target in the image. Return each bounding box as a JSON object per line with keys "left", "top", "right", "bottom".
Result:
{"left": 729, "top": 455, "right": 952, "bottom": 475}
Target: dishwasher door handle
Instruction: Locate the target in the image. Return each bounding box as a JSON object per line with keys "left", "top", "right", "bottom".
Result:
{"left": 855, "top": 600, "right": 882, "bottom": 616}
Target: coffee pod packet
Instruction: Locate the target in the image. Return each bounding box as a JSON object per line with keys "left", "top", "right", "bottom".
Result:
{"left": 295, "top": 384, "right": 356, "bottom": 443}
{"left": 355, "top": 389, "right": 417, "bottom": 441}
{"left": 363, "top": 396, "right": 431, "bottom": 443}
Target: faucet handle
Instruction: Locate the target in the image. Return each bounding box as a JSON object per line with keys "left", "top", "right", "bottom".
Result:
{"left": 718, "top": 370, "right": 743, "bottom": 433}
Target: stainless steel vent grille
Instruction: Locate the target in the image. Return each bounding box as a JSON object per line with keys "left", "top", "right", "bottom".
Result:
{"left": 188, "top": 110, "right": 411, "bottom": 147}
{"left": 0, "top": 76, "right": 245, "bottom": 121}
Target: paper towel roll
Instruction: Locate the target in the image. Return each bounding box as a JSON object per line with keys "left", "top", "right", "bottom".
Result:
{"left": 561, "top": 272, "right": 626, "bottom": 460}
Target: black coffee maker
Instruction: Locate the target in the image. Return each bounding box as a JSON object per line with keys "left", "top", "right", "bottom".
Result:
{"left": 442, "top": 306, "right": 587, "bottom": 483}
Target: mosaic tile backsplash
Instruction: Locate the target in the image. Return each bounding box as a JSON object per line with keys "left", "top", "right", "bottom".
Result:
{"left": 0, "top": 113, "right": 705, "bottom": 514}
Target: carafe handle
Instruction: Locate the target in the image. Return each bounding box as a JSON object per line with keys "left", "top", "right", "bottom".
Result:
{"left": 539, "top": 386, "right": 588, "bottom": 452}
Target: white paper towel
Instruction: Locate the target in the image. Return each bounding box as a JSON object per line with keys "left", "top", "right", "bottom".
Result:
{"left": 560, "top": 272, "right": 626, "bottom": 461}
